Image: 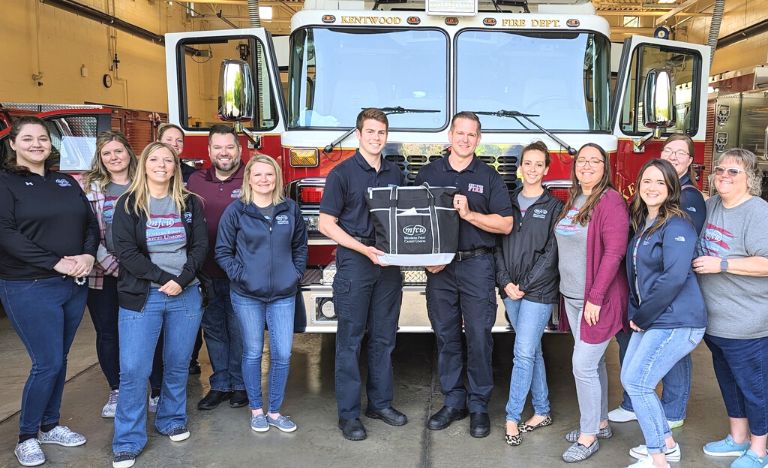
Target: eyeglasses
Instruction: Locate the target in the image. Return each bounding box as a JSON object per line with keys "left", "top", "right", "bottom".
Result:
{"left": 714, "top": 166, "right": 746, "bottom": 177}
{"left": 661, "top": 148, "right": 691, "bottom": 160}
{"left": 575, "top": 158, "right": 604, "bottom": 167}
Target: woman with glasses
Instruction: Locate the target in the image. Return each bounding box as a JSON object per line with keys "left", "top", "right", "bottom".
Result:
{"left": 555, "top": 143, "right": 629, "bottom": 463}
{"left": 693, "top": 148, "right": 768, "bottom": 468}
{"left": 610, "top": 134, "right": 706, "bottom": 430}
{"left": 215, "top": 155, "right": 307, "bottom": 434}
{"left": 621, "top": 159, "right": 706, "bottom": 468}
{"left": 79, "top": 131, "right": 138, "bottom": 419}
{"left": 111, "top": 142, "right": 207, "bottom": 468}
{"left": 496, "top": 141, "right": 563, "bottom": 447}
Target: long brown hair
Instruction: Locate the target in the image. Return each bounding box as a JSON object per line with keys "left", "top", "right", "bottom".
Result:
{"left": 83, "top": 131, "right": 138, "bottom": 192}
{"left": 630, "top": 159, "right": 687, "bottom": 237}
{"left": 557, "top": 143, "right": 614, "bottom": 226}
{"left": 122, "top": 142, "right": 191, "bottom": 218}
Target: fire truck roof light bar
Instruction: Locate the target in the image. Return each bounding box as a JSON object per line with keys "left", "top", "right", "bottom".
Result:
{"left": 322, "top": 106, "right": 439, "bottom": 154}
{"left": 473, "top": 109, "right": 577, "bottom": 155}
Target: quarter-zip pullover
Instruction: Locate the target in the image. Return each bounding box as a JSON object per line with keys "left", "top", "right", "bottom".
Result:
{"left": 0, "top": 169, "right": 98, "bottom": 279}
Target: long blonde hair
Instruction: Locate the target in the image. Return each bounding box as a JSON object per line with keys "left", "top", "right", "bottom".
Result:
{"left": 123, "top": 142, "right": 190, "bottom": 218}
{"left": 240, "top": 155, "right": 284, "bottom": 206}
{"left": 83, "top": 131, "right": 137, "bottom": 192}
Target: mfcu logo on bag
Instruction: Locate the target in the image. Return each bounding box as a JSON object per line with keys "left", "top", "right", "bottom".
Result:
{"left": 403, "top": 225, "right": 427, "bottom": 236}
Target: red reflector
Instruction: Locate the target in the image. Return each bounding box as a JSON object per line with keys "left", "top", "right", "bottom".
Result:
{"left": 550, "top": 188, "right": 570, "bottom": 203}
{"left": 300, "top": 187, "right": 324, "bottom": 203}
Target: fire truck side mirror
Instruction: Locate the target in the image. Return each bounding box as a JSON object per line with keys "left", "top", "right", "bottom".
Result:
{"left": 218, "top": 59, "right": 255, "bottom": 122}
{"left": 642, "top": 68, "right": 676, "bottom": 132}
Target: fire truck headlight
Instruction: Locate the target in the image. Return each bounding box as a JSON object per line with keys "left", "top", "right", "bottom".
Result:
{"left": 290, "top": 148, "right": 319, "bottom": 167}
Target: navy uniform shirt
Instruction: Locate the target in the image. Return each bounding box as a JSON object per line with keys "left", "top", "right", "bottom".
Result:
{"left": 320, "top": 151, "right": 404, "bottom": 240}
{"left": 415, "top": 155, "right": 512, "bottom": 251}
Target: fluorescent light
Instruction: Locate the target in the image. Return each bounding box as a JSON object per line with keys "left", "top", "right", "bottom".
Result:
{"left": 657, "top": 0, "right": 677, "bottom": 3}
{"left": 259, "top": 6, "right": 273, "bottom": 20}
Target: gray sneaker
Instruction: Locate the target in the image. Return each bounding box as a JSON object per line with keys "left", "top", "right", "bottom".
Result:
{"left": 565, "top": 425, "right": 613, "bottom": 443}
{"left": 102, "top": 389, "right": 119, "bottom": 418}
{"left": 267, "top": 415, "right": 298, "bottom": 433}
{"left": 563, "top": 440, "right": 600, "bottom": 463}
{"left": 15, "top": 439, "right": 45, "bottom": 467}
{"left": 250, "top": 414, "right": 269, "bottom": 433}
{"left": 38, "top": 425, "right": 86, "bottom": 447}
{"left": 148, "top": 396, "right": 160, "bottom": 413}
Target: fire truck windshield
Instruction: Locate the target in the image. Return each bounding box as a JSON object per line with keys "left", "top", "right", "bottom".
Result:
{"left": 288, "top": 27, "right": 449, "bottom": 130}
{"left": 457, "top": 30, "right": 611, "bottom": 132}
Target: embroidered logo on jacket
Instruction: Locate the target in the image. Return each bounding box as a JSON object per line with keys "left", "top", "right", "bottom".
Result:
{"left": 532, "top": 208, "right": 548, "bottom": 219}
{"left": 55, "top": 178, "right": 72, "bottom": 187}
{"left": 276, "top": 214, "right": 289, "bottom": 225}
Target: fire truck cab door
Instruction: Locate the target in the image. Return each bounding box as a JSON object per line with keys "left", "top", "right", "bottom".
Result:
{"left": 612, "top": 35, "right": 711, "bottom": 146}
{"left": 165, "top": 29, "right": 285, "bottom": 152}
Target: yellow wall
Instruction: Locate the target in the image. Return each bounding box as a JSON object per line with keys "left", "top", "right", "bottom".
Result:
{"left": 0, "top": 0, "right": 191, "bottom": 112}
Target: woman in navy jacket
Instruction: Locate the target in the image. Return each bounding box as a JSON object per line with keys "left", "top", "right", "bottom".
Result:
{"left": 620, "top": 159, "right": 707, "bottom": 468}
{"left": 215, "top": 155, "right": 307, "bottom": 434}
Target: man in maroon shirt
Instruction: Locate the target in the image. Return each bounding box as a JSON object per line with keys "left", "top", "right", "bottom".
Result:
{"left": 187, "top": 124, "right": 247, "bottom": 410}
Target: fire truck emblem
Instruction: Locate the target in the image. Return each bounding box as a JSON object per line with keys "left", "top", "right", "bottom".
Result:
{"left": 715, "top": 132, "right": 728, "bottom": 153}
{"left": 716, "top": 105, "right": 730, "bottom": 126}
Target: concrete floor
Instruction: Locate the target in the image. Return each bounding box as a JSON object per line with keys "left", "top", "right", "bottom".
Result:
{"left": 0, "top": 315, "right": 733, "bottom": 468}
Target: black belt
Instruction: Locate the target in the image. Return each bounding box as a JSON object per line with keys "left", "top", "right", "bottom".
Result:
{"left": 352, "top": 236, "right": 376, "bottom": 246}
{"left": 455, "top": 247, "right": 492, "bottom": 262}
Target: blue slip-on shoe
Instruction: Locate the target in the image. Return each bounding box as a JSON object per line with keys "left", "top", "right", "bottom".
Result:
{"left": 704, "top": 435, "right": 750, "bottom": 457}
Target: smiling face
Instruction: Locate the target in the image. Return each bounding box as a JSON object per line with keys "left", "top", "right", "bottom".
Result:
{"left": 355, "top": 118, "right": 388, "bottom": 158}
{"left": 714, "top": 156, "right": 749, "bottom": 201}
{"left": 9, "top": 123, "right": 51, "bottom": 171}
{"left": 520, "top": 149, "right": 549, "bottom": 187}
{"left": 448, "top": 117, "right": 481, "bottom": 160}
{"left": 145, "top": 146, "right": 176, "bottom": 186}
{"left": 248, "top": 161, "right": 276, "bottom": 198}
{"left": 208, "top": 132, "right": 241, "bottom": 174}
{"left": 574, "top": 145, "right": 606, "bottom": 192}
{"left": 160, "top": 127, "right": 185, "bottom": 155}
{"left": 100, "top": 140, "right": 131, "bottom": 178}
{"left": 639, "top": 165, "right": 668, "bottom": 213}
{"left": 660, "top": 139, "right": 692, "bottom": 178}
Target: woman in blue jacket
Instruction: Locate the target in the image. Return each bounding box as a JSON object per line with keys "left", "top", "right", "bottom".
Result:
{"left": 620, "top": 159, "right": 707, "bottom": 468}
{"left": 215, "top": 155, "right": 307, "bottom": 434}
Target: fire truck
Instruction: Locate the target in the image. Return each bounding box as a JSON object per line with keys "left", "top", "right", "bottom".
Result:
{"left": 163, "top": 0, "right": 711, "bottom": 332}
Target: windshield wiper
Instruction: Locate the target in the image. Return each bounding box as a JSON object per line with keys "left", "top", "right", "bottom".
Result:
{"left": 323, "top": 107, "right": 440, "bottom": 154}
{"left": 473, "top": 109, "right": 577, "bottom": 155}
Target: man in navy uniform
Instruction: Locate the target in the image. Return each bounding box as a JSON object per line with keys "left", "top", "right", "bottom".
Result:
{"left": 319, "top": 108, "right": 407, "bottom": 441}
{"left": 415, "top": 111, "right": 513, "bottom": 438}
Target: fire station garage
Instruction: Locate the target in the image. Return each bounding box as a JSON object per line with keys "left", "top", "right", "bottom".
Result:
{"left": 1, "top": 0, "right": 768, "bottom": 467}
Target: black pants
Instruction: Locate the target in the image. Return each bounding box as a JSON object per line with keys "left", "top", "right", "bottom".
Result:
{"left": 426, "top": 253, "right": 496, "bottom": 413}
{"left": 333, "top": 247, "right": 402, "bottom": 420}
{"left": 87, "top": 276, "right": 120, "bottom": 390}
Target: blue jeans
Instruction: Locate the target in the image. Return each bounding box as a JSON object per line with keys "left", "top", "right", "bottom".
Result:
{"left": 705, "top": 334, "right": 768, "bottom": 436}
{"left": 230, "top": 291, "right": 294, "bottom": 413}
{"left": 201, "top": 278, "right": 244, "bottom": 391}
{"left": 620, "top": 327, "right": 705, "bottom": 454}
{"left": 616, "top": 330, "right": 692, "bottom": 421}
{"left": 113, "top": 286, "right": 203, "bottom": 455}
{"left": 0, "top": 277, "right": 87, "bottom": 436}
{"left": 503, "top": 298, "right": 551, "bottom": 422}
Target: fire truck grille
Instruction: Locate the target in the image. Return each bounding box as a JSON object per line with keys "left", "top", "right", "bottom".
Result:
{"left": 384, "top": 153, "right": 519, "bottom": 192}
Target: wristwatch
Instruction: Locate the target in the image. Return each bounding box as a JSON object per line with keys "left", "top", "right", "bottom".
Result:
{"left": 720, "top": 258, "right": 729, "bottom": 273}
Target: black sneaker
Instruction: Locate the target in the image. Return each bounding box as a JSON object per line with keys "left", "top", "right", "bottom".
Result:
{"left": 188, "top": 361, "right": 201, "bottom": 375}
{"left": 167, "top": 426, "right": 190, "bottom": 442}
{"left": 113, "top": 452, "right": 137, "bottom": 468}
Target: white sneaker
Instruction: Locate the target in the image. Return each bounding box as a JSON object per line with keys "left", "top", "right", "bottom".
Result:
{"left": 38, "top": 425, "right": 86, "bottom": 447}
{"left": 102, "top": 389, "right": 119, "bottom": 418}
{"left": 14, "top": 439, "right": 45, "bottom": 467}
{"left": 626, "top": 456, "right": 670, "bottom": 468}
{"left": 608, "top": 406, "right": 637, "bottom": 423}
{"left": 148, "top": 396, "right": 159, "bottom": 413}
{"left": 667, "top": 419, "right": 684, "bottom": 429}
{"left": 630, "top": 443, "right": 681, "bottom": 462}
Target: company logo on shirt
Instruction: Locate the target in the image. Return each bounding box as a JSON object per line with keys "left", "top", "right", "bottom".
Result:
{"left": 55, "top": 178, "right": 72, "bottom": 187}
{"left": 554, "top": 207, "right": 581, "bottom": 236}
{"left": 276, "top": 214, "right": 289, "bottom": 225}
{"left": 700, "top": 222, "right": 734, "bottom": 256}
{"left": 532, "top": 208, "right": 548, "bottom": 219}
{"left": 103, "top": 195, "right": 119, "bottom": 224}
{"left": 231, "top": 189, "right": 241, "bottom": 199}
{"left": 467, "top": 183, "right": 484, "bottom": 194}
{"left": 146, "top": 213, "right": 186, "bottom": 246}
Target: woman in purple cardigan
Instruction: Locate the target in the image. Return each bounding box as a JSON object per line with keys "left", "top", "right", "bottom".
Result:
{"left": 554, "top": 143, "right": 629, "bottom": 463}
